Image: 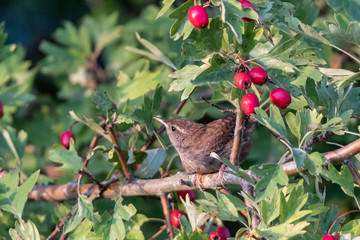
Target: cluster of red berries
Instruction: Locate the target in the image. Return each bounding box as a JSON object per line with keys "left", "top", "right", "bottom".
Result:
{"left": 170, "top": 190, "right": 231, "bottom": 239}
{"left": 234, "top": 67, "right": 292, "bottom": 115}
{"left": 187, "top": 0, "right": 256, "bottom": 29}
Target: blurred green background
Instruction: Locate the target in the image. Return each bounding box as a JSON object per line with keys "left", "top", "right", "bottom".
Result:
{"left": 0, "top": 0, "right": 359, "bottom": 238}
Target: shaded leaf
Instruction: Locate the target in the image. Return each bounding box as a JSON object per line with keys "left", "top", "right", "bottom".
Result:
{"left": 134, "top": 148, "right": 166, "bottom": 178}
{"left": 49, "top": 144, "right": 82, "bottom": 174}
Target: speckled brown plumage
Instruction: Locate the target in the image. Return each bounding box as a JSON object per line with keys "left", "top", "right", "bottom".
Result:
{"left": 157, "top": 114, "right": 255, "bottom": 174}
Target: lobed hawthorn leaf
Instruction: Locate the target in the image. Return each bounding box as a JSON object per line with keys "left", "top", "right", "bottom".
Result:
{"left": 49, "top": 144, "right": 82, "bottom": 174}
{"left": 279, "top": 180, "right": 312, "bottom": 224}
{"left": 169, "top": 0, "right": 194, "bottom": 41}
{"left": 83, "top": 13, "right": 123, "bottom": 50}
{"left": 253, "top": 106, "right": 287, "bottom": 138}
{"left": 261, "top": 187, "right": 280, "bottom": 226}
{"left": 117, "top": 61, "right": 163, "bottom": 102}
{"left": 256, "top": 221, "right": 309, "bottom": 240}
{"left": 168, "top": 65, "right": 207, "bottom": 100}
{"left": 250, "top": 164, "right": 288, "bottom": 202}
{"left": 321, "top": 164, "right": 355, "bottom": 197}
{"left": 341, "top": 219, "right": 360, "bottom": 238}
{"left": 125, "top": 214, "right": 147, "bottom": 240}
{"left": 156, "top": 0, "right": 175, "bottom": 19}
{"left": 197, "top": 191, "right": 246, "bottom": 223}
{"left": 221, "top": 0, "right": 258, "bottom": 44}
{"left": 181, "top": 195, "right": 210, "bottom": 231}
{"left": 182, "top": 18, "right": 224, "bottom": 61}
{"left": 91, "top": 91, "right": 117, "bottom": 117}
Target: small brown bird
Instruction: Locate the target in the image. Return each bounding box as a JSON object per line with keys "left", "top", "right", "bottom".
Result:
{"left": 154, "top": 114, "right": 254, "bottom": 174}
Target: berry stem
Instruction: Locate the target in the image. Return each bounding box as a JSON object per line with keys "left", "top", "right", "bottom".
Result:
{"left": 244, "top": 60, "right": 267, "bottom": 70}
{"left": 328, "top": 210, "right": 360, "bottom": 235}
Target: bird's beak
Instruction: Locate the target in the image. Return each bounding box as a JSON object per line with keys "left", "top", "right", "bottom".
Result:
{"left": 153, "top": 117, "right": 168, "bottom": 127}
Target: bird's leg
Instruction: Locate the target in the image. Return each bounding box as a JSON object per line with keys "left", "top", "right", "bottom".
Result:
{"left": 217, "top": 164, "right": 227, "bottom": 188}
{"left": 194, "top": 173, "right": 204, "bottom": 192}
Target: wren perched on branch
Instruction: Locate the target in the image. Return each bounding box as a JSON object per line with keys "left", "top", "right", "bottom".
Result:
{"left": 154, "top": 114, "right": 255, "bottom": 174}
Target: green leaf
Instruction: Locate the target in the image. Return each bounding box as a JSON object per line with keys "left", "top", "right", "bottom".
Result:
{"left": 168, "top": 65, "right": 207, "bottom": 100}
{"left": 2, "top": 128, "right": 27, "bottom": 162}
{"left": 126, "top": 33, "right": 177, "bottom": 70}
{"left": 0, "top": 170, "right": 39, "bottom": 220}
{"left": 12, "top": 220, "right": 41, "bottom": 240}
{"left": 95, "top": 197, "right": 136, "bottom": 240}
{"left": 49, "top": 144, "right": 83, "bottom": 174}
{"left": 222, "top": 0, "right": 258, "bottom": 44}
{"left": 321, "top": 164, "right": 354, "bottom": 197}
{"left": 134, "top": 148, "right": 166, "bottom": 178}
{"left": 39, "top": 21, "right": 91, "bottom": 74}
{"left": 117, "top": 61, "right": 162, "bottom": 102}
{"left": 83, "top": 13, "right": 122, "bottom": 50}
{"left": 156, "top": 0, "right": 175, "bottom": 19}
{"left": 67, "top": 218, "right": 102, "bottom": 240}
{"left": 256, "top": 221, "right": 309, "bottom": 240}
{"left": 197, "top": 191, "right": 246, "bottom": 223}
{"left": 181, "top": 195, "right": 210, "bottom": 231}
{"left": 181, "top": 19, "right": 223, "bottom": 61}
{"left": 341, "top": 219, "right": 360, "bottom": 238}
{"left": 169, "top": 0, "right": 194, "bottom": 40}
{"left": 261, "top": 188, "right": 280, "bottom": 226}
{"left": 69, "top": 111, "right": 112, "bottom": 142}
{"left": 64, "top": 205, "right": 84, "bottom": 233}
{"left": 253, "top": 106, "right": 287, "bottom": 138}
{"left": 78, "top": 195, "right": 102, "bottom": 223}
{"left": 251, "top": 164, "right": 288, "bottom": 202}
{"left": 0, "top": 85, "right": 35, "bottom": 106}
{"left": 91, "top": 91, "right": 117, "bottom": 117}
{"left": 210, "top": 152, "right": 254, "bottom": 185}
{"left": 279, "top": 180, "right": 312, "bottom": 224}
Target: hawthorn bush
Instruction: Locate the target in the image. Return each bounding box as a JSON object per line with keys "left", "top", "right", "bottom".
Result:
{"left": 0, "top": 0, "right": 360, "bottom": 239}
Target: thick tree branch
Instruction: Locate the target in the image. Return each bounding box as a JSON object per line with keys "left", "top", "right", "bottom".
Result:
{"left": 30, "top": 138, "right": 360, "bottom": 202}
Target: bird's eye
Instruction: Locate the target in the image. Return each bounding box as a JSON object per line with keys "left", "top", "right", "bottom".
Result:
{"left": 171, "top": 126, "right": 176, "bottom": 131}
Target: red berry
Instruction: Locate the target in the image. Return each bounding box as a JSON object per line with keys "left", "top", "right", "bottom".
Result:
{"left": 270, "top": 88, "right": 292, "bottom": 109}
{"left": 239, "top": 0, "right": 256, "bottom": 22}
{"left": 234, "top": 72, "right": 251, "bottom": 90}
{"left": 248, "top": 67, "right": 268, "bottom": 86}
{"left": 0, "top": 102, "right": 3, "bottom": 118}
{"left": 60, "top": 131, "right": 75, "bottom": 149}
{"left": 241, "top": 93, "right": 259, "bottom": 115}
{"left": 216, "top": 226, "right": 231, "bottom": 239}
{"left": 177, "top": 190, "right": 196, "bottom": 201}
{"left": 322, "top": 234, "right": 336, "bottom": 240}
{"left": 208, "top": 232, "right": 221, "bottom": 240}
{"left": 135, "top": 164, "right": 141, "bottom": 170}
{"left": 171, "top": 210, "right": 186, "bottom": 229}
{"left": 188, "top": 6, "right": 209, "bottom": 28}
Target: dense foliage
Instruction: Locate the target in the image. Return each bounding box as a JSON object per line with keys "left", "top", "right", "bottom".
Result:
{"left": 0, "top": 0, "right": 360, "bottom": 239}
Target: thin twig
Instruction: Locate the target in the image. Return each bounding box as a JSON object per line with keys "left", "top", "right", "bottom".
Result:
{"left": 160, "top": 193, "right": 174, "bottom": 240}
{"left": 149, "top": 225, "right": 167, "bottom": 240}
{"left": 346, "top": 160, "right": 360, "bottom": 187}
{"left": 46, "top": 210, "right": 73, "bottom": 239}
{"left": 229, "top": 109, "right": 244, "bottom": 165}
{"left": 107, "top": 124, "right": 132, "bottom": 180}
{"left": 201, "top": 97, "right": 236, "bottom": 113}
{"left": 79, "top": 169, "right": 103, "bottom": 188}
